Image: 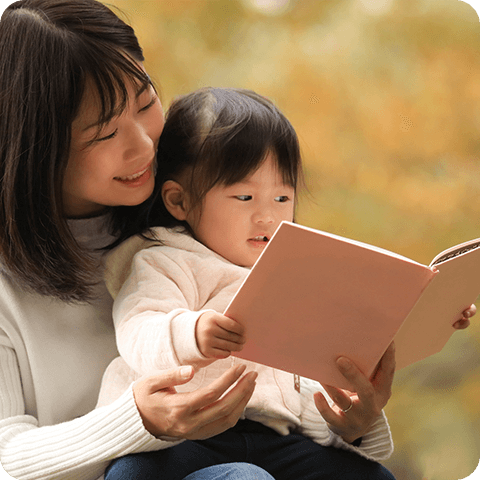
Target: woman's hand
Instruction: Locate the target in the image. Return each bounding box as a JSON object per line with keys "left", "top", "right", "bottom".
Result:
{"left": 313, "top": 342, "right": 395, "bottom": 444}
{"left": 133, "top": 364, "right": 256, "bottom": 439}
{"left": 453, "top": 304, "right": 476, "bottom": 330}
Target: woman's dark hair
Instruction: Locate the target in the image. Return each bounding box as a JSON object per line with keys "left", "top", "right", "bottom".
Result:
{"left": 116, "top": 87, "right": 303, "bottom": 239}
{"left": 0, "top": 0, "right": 151, "bottom": 302}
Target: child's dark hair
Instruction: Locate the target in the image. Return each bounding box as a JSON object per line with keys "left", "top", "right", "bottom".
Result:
{"left": 143, "top": 87, "right": 303, "bottom": 232}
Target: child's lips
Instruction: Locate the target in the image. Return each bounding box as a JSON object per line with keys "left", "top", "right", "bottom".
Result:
{"left": 248, "top": 235, "right": 269, "bottom": 247}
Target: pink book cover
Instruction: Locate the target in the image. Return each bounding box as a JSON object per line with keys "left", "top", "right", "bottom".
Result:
{"left": 225, "top": 222, "right": 480, "bottom": 390}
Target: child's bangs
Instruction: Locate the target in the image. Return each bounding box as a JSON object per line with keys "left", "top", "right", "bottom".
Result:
{"left": 211, "top": 117, "right": 301, "bottom": 190}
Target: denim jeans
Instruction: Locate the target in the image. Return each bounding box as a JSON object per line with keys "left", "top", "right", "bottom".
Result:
{"left": 0, "top": 463, "right": 275, "bottom": 480}
{"left": 183, "top": 463, "right": 274, "bottom": 480}
{"left": 105, "top": 419, "right": 395, "bottom": 480}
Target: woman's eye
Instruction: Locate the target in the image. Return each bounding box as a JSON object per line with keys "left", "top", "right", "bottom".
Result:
{"left": 139, "top": 96, "right": 157, "bottom": 112}
{"left": 236, "top": 195, "right": 252, "bottom": 201}
{"left": 95, "top": 129, "right": 118, "bottom": 142}
{"left": 275, "top": 196, "right": 290, "bottom": 203}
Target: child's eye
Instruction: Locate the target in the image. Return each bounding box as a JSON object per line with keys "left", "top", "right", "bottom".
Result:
{"left": 275, "top": 196, "right": 290, "bottom": 203}
{"left": 236, "top": 195, "right": 252, "bottom": 201}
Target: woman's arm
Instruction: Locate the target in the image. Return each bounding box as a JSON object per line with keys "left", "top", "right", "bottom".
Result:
{"left": 0, "top": 345, "right": 171, "bottom": 480}
{"left": 0, "top": 347, "right": 257, "bottom": 480}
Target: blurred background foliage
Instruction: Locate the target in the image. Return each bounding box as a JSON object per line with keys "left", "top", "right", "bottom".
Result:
{"left": 105, "top": 1, "right": 480, "bottom": 478}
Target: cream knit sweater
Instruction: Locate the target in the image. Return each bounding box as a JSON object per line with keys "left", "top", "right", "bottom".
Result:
{"left": 99, "top": 227, "right": 394, "bottom": 462}
{"left": 0, "top": 216, "right": 176, "bottom": 480}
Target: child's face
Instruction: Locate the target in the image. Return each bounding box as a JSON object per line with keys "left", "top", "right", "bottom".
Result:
{"left": 186, "top": 152, "right": 295, "bottom": 268}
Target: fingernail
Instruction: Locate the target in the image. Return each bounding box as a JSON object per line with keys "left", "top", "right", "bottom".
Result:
{"left": 337, "top": 357, "right": 352, "bottom": 370}
{"left": 237, "top": 364, "right": 247, "bottom": 374}
{"left": 180, "top": 365, "right": 193, "bottom": 379}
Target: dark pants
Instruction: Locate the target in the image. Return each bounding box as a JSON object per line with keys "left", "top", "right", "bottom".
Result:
{"left": 105, "top": 419, "right": 396, "bottom": 480}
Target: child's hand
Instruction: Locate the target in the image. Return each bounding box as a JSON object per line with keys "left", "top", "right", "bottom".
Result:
{"left": 453, "top": 304, "right": 476, "bottom": 330}
{"left": 196, "top": 311, "right": 246, "bottom": 359}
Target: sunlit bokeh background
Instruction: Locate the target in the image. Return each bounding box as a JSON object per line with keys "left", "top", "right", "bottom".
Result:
{"left": 104, "top": 1, "right": 480, "bottom": 478}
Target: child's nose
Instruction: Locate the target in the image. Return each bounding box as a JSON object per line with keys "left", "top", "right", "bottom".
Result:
{"left": 253, "top": 209, "right": 274, "bottom": 224}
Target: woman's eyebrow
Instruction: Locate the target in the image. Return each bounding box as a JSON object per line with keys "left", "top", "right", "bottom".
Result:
{"left": 82, "top": 82, "right": 152, "bottom": 132}
{"left": 135, "top": 81, "right": 151, "bottom": 98}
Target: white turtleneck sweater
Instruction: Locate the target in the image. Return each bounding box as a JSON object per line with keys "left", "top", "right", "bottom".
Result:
{"left": 0, "top": 216, "right": 174, "bottom": 480}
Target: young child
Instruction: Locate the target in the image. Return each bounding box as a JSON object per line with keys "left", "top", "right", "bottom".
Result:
{"left": 98, "top": 87, "right": 396, "bottom": 480}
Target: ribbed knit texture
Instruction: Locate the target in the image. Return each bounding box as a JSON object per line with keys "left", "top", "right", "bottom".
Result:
{"left": 0, "top": 346, "right": 177, "bottom": 480}
{"left": 0, "top": 215, "right": 179, "bottom": 480}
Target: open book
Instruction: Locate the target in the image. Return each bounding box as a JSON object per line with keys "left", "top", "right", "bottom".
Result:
{"left": 224, "top": 221, "right": 480, "bottom": 390}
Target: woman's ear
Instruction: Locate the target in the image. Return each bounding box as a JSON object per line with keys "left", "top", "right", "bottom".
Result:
{"left": 161, "top": 180, "right": 189, "bottom": 221}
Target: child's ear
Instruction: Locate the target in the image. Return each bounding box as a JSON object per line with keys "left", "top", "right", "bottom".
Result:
{"left": 161, "top": 180, "right": 189, "bottom": 221}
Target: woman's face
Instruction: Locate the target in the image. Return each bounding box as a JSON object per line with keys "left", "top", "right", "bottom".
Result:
{"left": 63, "top": 78, "right": 164, "bottom": 217}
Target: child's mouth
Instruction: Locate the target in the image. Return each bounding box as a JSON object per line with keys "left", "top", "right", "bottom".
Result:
{"left": 248, "top": 235, "right": 269, "bottom": 247}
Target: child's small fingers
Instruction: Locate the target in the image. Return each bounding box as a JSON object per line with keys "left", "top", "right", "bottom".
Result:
{"left": 464, "top": 304, "right": 476, "bottom": 317}
{"left": 212, "top": 338, "right": 244, "bottom": 354}
{"left": 218, "top": 316, "right": 246, "bottom": 336}
{"left": 453, "top": 318, "right": 470, "bottom": 330}
{"left": 212, "top": 349, "right": 232, "bottom": 359}
{"left": 216, "top": 329, "right": 246, "bottom": 346}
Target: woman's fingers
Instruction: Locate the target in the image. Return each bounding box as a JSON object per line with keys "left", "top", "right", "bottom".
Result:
{"left": 187, "top": 364, "right": 249, "bottom": 410}
{"left": 313, "top": 343, "right": 396, "bottom": 443}
{"left": 187, "top": 370, "right": 257, "bottom": 439}
{"left": 133, "top": 364, "right": 256, "bottom": 439}
{"left": 313, "top": 391, "right": 341, "bottom": 424}
{"left": 369, "top": 342, "right": 395, "bottom": 407}
{"left": 143, "top": 365, "right": 196, "bottom": 394}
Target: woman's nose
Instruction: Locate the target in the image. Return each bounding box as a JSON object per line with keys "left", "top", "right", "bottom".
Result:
{"left": 124, "top": 122, "right": 155, "bottom": 162}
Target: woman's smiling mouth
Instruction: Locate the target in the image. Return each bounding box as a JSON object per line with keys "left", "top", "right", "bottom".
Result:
{"left": 114, "top": 164, "right": 152, "bottom": 186}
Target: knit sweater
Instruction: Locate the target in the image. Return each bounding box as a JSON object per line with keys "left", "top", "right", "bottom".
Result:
{"left": 99, "top": 226, "right": 394, "bottom": 462}
{"left": 0, "top": 216, "right": 176, "bottom": 480}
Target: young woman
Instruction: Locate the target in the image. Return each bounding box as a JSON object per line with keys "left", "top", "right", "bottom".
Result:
{"left": 0, "top": 2, "right": 263, "bottom": 479}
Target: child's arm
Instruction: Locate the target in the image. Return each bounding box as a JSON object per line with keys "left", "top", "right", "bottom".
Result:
{"left": 111, "top": 243, "right": 243, "bottom": 375}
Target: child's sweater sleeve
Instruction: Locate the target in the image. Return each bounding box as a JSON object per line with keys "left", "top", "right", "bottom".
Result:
{"left": 298, "top": 377, "right": 394, "bottom": 462}
{"left": 0, "top": 346, "right": 182, "bottom": 480}
{"left": 112, "top": 247, "right": 213, "bottom": 374}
